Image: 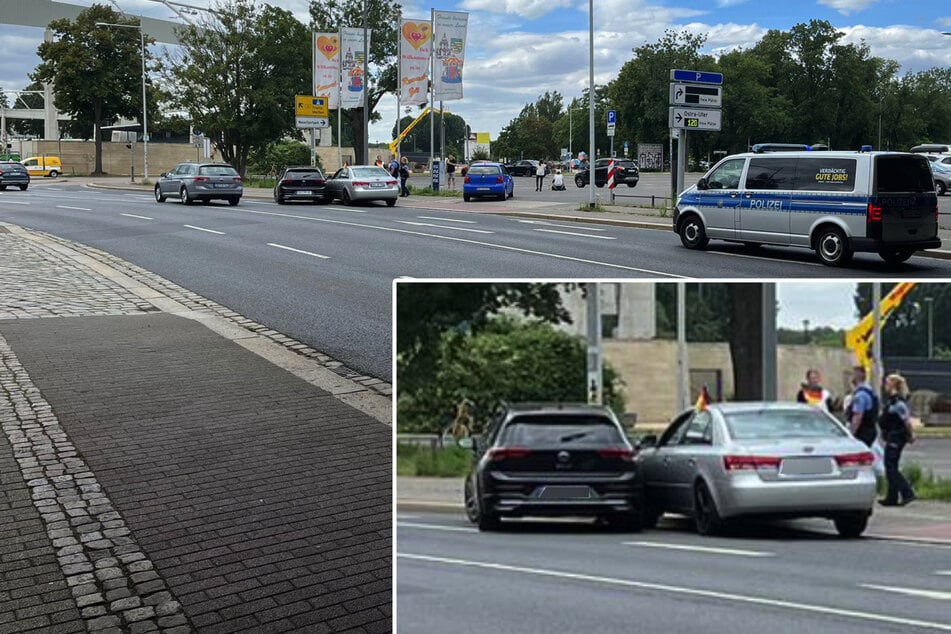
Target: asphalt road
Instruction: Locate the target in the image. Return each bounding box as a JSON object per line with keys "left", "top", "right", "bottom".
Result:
{"left": 5, "top": 182, "right": 951, "bottom": 381}
{"left": 397, "top": 511, "right": 951, "bottom": 633}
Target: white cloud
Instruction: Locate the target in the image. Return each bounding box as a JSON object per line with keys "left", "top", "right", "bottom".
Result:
{"left": 461, "top": 0, "right": 574, "bottom": 21}
{"left": 936, "top": 17, "right": 951, "bottom": 28}
{"left": 716, "top": 0, "right": 750, "bottom": 7}
{"left": 816, "top": 0, "right": 879, "bottom": 16}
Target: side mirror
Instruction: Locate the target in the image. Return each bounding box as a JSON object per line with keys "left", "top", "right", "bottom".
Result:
{"left": 160, "top": 172, "right": 167, "bottom": 178}
{"left": 696, "top": 177, "right": 708, "bottom": 190}
{"left": 638, "top": 434, "right": 658, "bottom": 449}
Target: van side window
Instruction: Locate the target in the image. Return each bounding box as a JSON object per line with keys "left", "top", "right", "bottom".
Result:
{"left": 746, "top": 158, "right": 797, "bottom": 190}
{"left": 796, "top": 158, "right": 856, "bottom": 192}
{"left": 707, "top": 159, "right": 744, "bottom": 190}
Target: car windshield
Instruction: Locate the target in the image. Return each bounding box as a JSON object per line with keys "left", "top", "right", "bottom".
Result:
{"left": 352, "top": 167, "right": 390, "bottom": 178}
{"left": 198, "top": 165, "right": 239, "bottom": 176}
{"left": 723, "top": 409, "right": 848, "bottom": 440}
{"left": 469, "top": 165, "right": 501, "bottom": 175}
{"left": 500, "top": 415, "right": 624, "bottom": 447}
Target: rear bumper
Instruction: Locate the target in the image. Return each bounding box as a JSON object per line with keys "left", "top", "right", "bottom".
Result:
{"left": 717, "top": 472, "right": 877, "bottom": 518}
{"left": 464, "top": 185, "right": 505, "bottom": 197}
{"left": 192, "top": 186, "right": 243, "bottom": 199}
{"left": 351, "top": 186, "right": 399, "bottom": 201}
{"left": 482, "top": 472, "right": 642, "bottom": 518}
{"left": 849, "top": 237, "right": 941, "bottom": 252}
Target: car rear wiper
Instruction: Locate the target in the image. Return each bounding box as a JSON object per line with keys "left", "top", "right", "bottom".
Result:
{"left": 559, "top": 431, "right": 592, "bottom": 443}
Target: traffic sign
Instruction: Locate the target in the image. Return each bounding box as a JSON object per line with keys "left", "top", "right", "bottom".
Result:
{"left": 296, "top": 116, "right": 329, "bottom": 129}
{"left": 668, "top": 107, "right": 721, "bottom": 131}
{"left": 670, "top": 83, "right": 722, "bottom": 107}
{"left": 296, "top": 95, "right": 329, "bottom": 117}
{"left": 670, "top": 69, "right": 723, "bottom": 85}
{"left": 607, "top": 110, "right": 617, "bottom": 124}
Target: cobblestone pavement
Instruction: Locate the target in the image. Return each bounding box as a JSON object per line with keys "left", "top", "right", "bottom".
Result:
{"left": 0, "top": 225, "right": 392, "bottom": 632}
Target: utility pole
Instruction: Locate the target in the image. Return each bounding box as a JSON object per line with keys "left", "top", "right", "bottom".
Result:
{"left": 586, "top": 283, "right": 602, "bottom": 405}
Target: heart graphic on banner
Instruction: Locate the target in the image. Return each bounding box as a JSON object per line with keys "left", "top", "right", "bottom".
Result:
{"left": 402, "top": 22, "right": 431, "bottom": 50}
{"left": 317, "top": 35, "right": 339, "bottom": 60}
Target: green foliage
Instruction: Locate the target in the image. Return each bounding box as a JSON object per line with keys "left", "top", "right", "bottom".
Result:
{"left": 396, "top": 444, "right": 472, "bottom": 477}
{"left": 470, "top": 147, "right": 490, "bottom": 161}
{"left": 32, "top": 4, "right": 157, "bottom": 173}
{"left": 163, "top": 0, "right": 310, "bottom": 176}
{"left": 248, "top": 140, "right": 318, "bottom": 175}
{"left": 903, "top": 463, "right": 951, "bottom": 501}
{"left": 494, "top": 91, "right": 566, "bottom": 161}
{"left": 397, "top": 316, "right": 626, "bottom": 434}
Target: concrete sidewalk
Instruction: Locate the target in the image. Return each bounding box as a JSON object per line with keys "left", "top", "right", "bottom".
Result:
{"left": 397, "top": 476, "right": 951, "bottom": 545}
{"left": 0, "top": 223, "right": 391, "bottom": 633}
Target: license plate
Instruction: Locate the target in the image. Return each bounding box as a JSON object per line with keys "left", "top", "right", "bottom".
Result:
{"left": 477, "top": 187, "right": 490, "bottom": 191}
{"left": 536, "top": 485, "right": 594, "bottom": 500}
{"left": 213, "top": 183, "right": 231, "bottom": 188}
{"left": 900, "top": 208, "right": 923, "bottom": 218}
{"left": 780, "top": 457, "right": 834, "bottom": 476}
{"left": 370, "top": 182, "right": 385, "bottom": 188}
{"left": 297, "top": 191, "right": 312, "bottom": 195}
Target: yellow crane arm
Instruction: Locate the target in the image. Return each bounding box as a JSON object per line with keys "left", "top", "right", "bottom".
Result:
{"left": 389, "top": 106, "right": 442, "bottom": 156}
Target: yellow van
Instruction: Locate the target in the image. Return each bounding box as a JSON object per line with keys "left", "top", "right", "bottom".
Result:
{"left": 22, "top": 156, "right": 63, "bottom": 178}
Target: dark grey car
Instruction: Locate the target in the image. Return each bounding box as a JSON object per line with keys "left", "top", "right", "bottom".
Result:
{"left": 154, "top": 162, "right": 243, "bottom": 205}
{"left": 0, "top": 161, "right": 30, "bottom": 191}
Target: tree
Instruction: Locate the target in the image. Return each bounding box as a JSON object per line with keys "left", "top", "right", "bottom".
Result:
{"left": 311, "top": 0, "right": 401, "bottom": 165}
{"left": 32, "top": 4, "right": 155, "bottom": 175}
{"left": 164, "top": 0, "right": 310, "bottom": 177}
{"left": 392, "top": 110, "right": 468, "bottom": 157}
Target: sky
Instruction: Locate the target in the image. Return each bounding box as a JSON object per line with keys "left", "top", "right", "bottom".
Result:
{"left": 1, "top": 0, "right": 949, "bottom": 145}
{"left": 776, "top": 282, "right": 857, "bottom": 330}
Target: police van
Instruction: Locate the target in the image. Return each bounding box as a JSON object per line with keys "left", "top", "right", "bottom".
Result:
{"left": 672, "top": 149, "right": 940, "bottom": 266}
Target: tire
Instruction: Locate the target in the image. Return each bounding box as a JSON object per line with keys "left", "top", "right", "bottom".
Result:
{"left": 276, "top": 197, "right": 286, "bottom": 205}
{"left": 49, "top": 170, "right": 58, "bottom": 179}
{"left": 180, "top": 186, "right": 193, "bottom": 205}
{"left": 466, "top": 480, "right": 500, "bottom": 532}
{"left": 575, "top": 174, "right": 586, "bottom": 188}
{"left": 0, "top": 185, "right": 6, "bottom": 191}
{"left": 641, "top": 502, "right": 661, "bottom": 530}
{"left": 936, "top": 181, "right": 946, "bottom": 196}
{"left": 342, "top": 189, "right": 352, "bottom": 206}
{"left": 814, "top": 226, "right": 852, "bottom": 266}
{"left": 678, "top": 214, "right": 710, "bottom": 249}
{"left": 627, "top": 182, "right": 637, "bottom": 188}
{"left": 463, "top": 193, "right": 471, "bottom": 202}
{"left": 498, "top": 191, "right": 506, "bottom": 201}
{"left": 742, "top": 242, "right": 761, "bottom": 250}
{"left": 464, "top": 479, "right": 479, "bottom": 524}
{"left": 386, "top": 198, "right": 397, "bottom": 207}
{"left": 833, "top": 511, "right": 868, "bottom": 538}
{"left": 607, "top": 511, "right": 643, "bottom": 533}
{"left": 507, "top": 185, "right": 514, "bottom": 199}
{"left": 878, "top": 249, "right": 914, "bottom": 265}
{"left": 322, "top": 194, "right": 334, "bottom": 204}
{"left": 693, "top": 481, "right": 723, "bottom": 536}
{"left": 19, "top": 185, "right": 28, "bottom": 191}
{"left": 154, "top": 185, "right": 166, "bottom": 203}
{"left": 228, "top": 197, "right": 240, "bottom": 206}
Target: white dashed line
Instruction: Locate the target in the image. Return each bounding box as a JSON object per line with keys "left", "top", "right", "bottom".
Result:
{"left": 0, "top": 200, "right": 31, "bottom": 205}
{"left": 860, "top": 583, "right": 951, "bottom": 601}
{"left": 397, "top": 522, "right": 478, "bottom": 533}
{"left": 517, "top": 219, "right": 606, "bottom": 231}
{"left": 183, "top": 224, "right": 225, "bottom": 235}
{"left": 398, "top": 221, "right": 494, "bottom": 234}
{"left": 267, "top": 243, "right": 330, "bottom": 259}
{"left": 417, "top": 216, "right": 478, "bottom": 224}
{"left": 622, "top": 541, "right": 775, "bottom": 558}
{"left": 533, "top": 228, "right": 616, "bottom": 240}
{"left": 56, "top": 205, "right": 91, "bottom": 211}
{"left": 120, "top": 213, "right": 154, "bottom": 220}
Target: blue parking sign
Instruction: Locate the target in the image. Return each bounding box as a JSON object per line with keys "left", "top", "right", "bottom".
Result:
{"left": 607, "top": 110, "right": 617, "bottom": 124}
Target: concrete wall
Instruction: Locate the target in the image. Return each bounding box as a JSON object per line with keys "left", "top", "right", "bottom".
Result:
{"left": 604, "top": 340, "right": 854, "bottom": 423}
{"left": 13, "top": 140, "right": 357, "bottom": 176}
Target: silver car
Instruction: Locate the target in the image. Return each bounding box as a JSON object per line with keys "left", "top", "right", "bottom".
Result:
{"left": 930, "top": 160, "right": 951, "bottom": 196}
{"left": 154, "top": 162, "right": 243, "bottom": 206}
{"left": 636, "top": 402, "right": 877, "bottom": 537}
{"left": 325, "top": 165, "right": 398, "bottom": 206}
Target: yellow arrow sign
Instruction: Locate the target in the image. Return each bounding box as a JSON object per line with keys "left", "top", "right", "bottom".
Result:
{"left": 295, "top": 95, "right": 329, "bottom": 117}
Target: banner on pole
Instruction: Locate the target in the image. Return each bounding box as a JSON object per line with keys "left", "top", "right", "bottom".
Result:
{"left": 313, "top": 32, "right": 340, "bottom": 109}
{"left": 845, "top": 282, "right": 916, "bottom": 371}
{"left": 340, "top": 27, "right": 371, "bottom": 110}
{"left": 432, "top": 11, "right": 468, "bottom": 101}
{"left": 400, "top": 19, "right": 432, "bottom": 106}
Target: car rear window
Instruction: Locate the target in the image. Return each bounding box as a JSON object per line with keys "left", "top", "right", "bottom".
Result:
{"left": 875, "top": 155, "right": 935, "bottom": 193}
{"left": 500, "top": 415, "right": 624, "bottom": 447}
{"left": 723, "top": 409, "right": 847, "bottom": 440}
{"left": 469, "top": 165, "right": 501, "bottom": 175}
{"left": 286, "top": 169, "right": 323, "bottom": 179}
{"left": 352, "top": 167, "right": 390, "bottom": 178}
{"left": 199, "top": 165, "right": 239, "bottom": 176}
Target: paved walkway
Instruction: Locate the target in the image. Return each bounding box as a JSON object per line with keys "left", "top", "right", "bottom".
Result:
{"left": 397, "top": 476, "right": 951, "bottom": 545}
{"left": 0, "top": 224, "right": 391, "bottom": 632}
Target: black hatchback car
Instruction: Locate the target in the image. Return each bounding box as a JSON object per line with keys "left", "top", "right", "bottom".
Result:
{"left": 462, "top": 403, "right": 644, "bottom": 531}
{"left": 0, "top": 161, "right": 30, "bottom": 191}
{"left": 274, "top": 166, "right": 330, "bottom": 204}
{"left": 574, "top": 158, "right": 639, "bottom": 188}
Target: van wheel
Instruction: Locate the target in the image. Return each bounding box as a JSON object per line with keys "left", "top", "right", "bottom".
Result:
{"left": 679, "top": 215, "right": 709, "bottom": 249}
{"left": 49, "top": 170, "right": 59, "bottom": 179}
{"left": 878, "top": 249, "right": 914, "bottom": 265}
{"left": 814, "top": 226, "right": 852, "bottom": 266}
{"left": 936, "top": 181, "right": 946, "bottom": 196}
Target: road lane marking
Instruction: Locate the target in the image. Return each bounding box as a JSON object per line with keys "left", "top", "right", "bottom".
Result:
{"left": 216, "top": 207, "right": 682, "bottom": 277}
{"left": 533, "top": 228, "right": 616, "bottom": 240}
{"left": 517, "top": 219, "right": 607, "bottom": 231}
{"left": 398, "top": 221, "right": 495, "bottom": 234}
{"left": 0, "top": 200, "right": 31, "bottom": 205}
{"left": 861, "top": 584, "right": 951, "bottom": 601}
{"left": 418, "top": 216, "right": 478, "bottom": 224}
{"left": 937, "top": 571, "right": 951, "bottom": 576}
{"left": 621, "top": 541, "right": 775, "bottom": 558}
{"left": 267, "top": 243, "right": 330, "bottom": 259}
{"left": 398, "top": 553, "right": 951, "bottom": 631}
{"left": 397, "top": 521, "right": 478, "bottom": 533}
{"left": 120, "top": 213, "right": 153, "bottom": 220}
{"left": 183, "top": 224, "right": 226, "bottom": 235}
{"left": 56, "top": 205, "right": 91, "bottom": 211}
{"left": 395, "top": 514, "right": 420, "bottom": 520}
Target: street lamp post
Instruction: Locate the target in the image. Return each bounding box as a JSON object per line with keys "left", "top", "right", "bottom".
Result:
{"left": 926, "top": 296, "right": 934, "bottom": 359}
{"left": 96, "top": 22, "right": 148, "bottom": 182}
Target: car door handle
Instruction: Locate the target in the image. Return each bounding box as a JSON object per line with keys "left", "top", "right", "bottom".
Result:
{"left": 687, "top": 458, "right": 696, "bottom": 466}
{"left": 744, "top": 193, "right": 752, "bottom": 199}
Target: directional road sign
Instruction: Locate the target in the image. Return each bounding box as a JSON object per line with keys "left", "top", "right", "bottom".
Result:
{"left": 296, "top": 95, "right": 329, "bottom": 117}
{"left": 296, "top": 116, "right": 330, "bottom": 129}
{"left": 669, "top": 107, "right": 721, "bottom": 131}
{"left": 670, "top": 69, "right": 723, "bottom": 85}
{"left": 670, "top": 83, "right": 722, "bottom": 107}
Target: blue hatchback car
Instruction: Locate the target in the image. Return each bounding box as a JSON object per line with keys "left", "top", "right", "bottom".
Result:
{"left": 463, "top": 161, "right": 514, "bottom": 202}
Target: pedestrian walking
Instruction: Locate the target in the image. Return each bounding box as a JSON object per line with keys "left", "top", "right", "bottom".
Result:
{"left": 535, "top": 161, "right": 546, "bottom": 191}
{"left": 446, "top": 156, "right": 457, "bottom": 190}
{"left": 399, "top": 157, "right": 411, "bottom": 197}
{"left": 846, "top": 366, "right": 879, "bottom": 447}
{"left": 374, "top": 155, "right": 383, "bottom": 167}
{"left": 795, "top": 368, "right": 834, "bottom": 414}
{"left": 877, "top": 373, "right": 917, "bottom": 506}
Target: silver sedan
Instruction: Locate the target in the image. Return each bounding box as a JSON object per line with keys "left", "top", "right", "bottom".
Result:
{"left": 636, "top": 402, "right": 877, "bottom": 537}
{"left": 325, "top": 165, "right": 399, "bottom": 206}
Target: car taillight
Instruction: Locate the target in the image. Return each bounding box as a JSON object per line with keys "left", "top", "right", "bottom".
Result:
{"left": 352, "top": 181, "right": 370, "bottom": 187}
{"left": 835, "top": 451, "right": 875, "bottom": 467}
{"left": 868, "top": 203, "right": 882, "bottom": 222}
{"left": 233, "top": 176, "right": 242, "bottom": 182}
{"left": 487, "top": 447, "right": 532, "bottom": 460}
{"left": 723, "top": 455, "right": 782, "bottom": 471}
{"left": 280, "top": 179, "right": 292, "bottom": 186}
{"left": 598, "top": 447, "right": 634, "bottom": 461}
{"left": 465, "top": 175, "right": 471, "bottom": 183}
{"left": 194, "top": 176, "right": 209, "bottom": 182}
{"left": 387, "top": 179, "right": 397, "bottom": 186}
{"left": 496, "top": 175, "right": 504, "bottom": 184}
